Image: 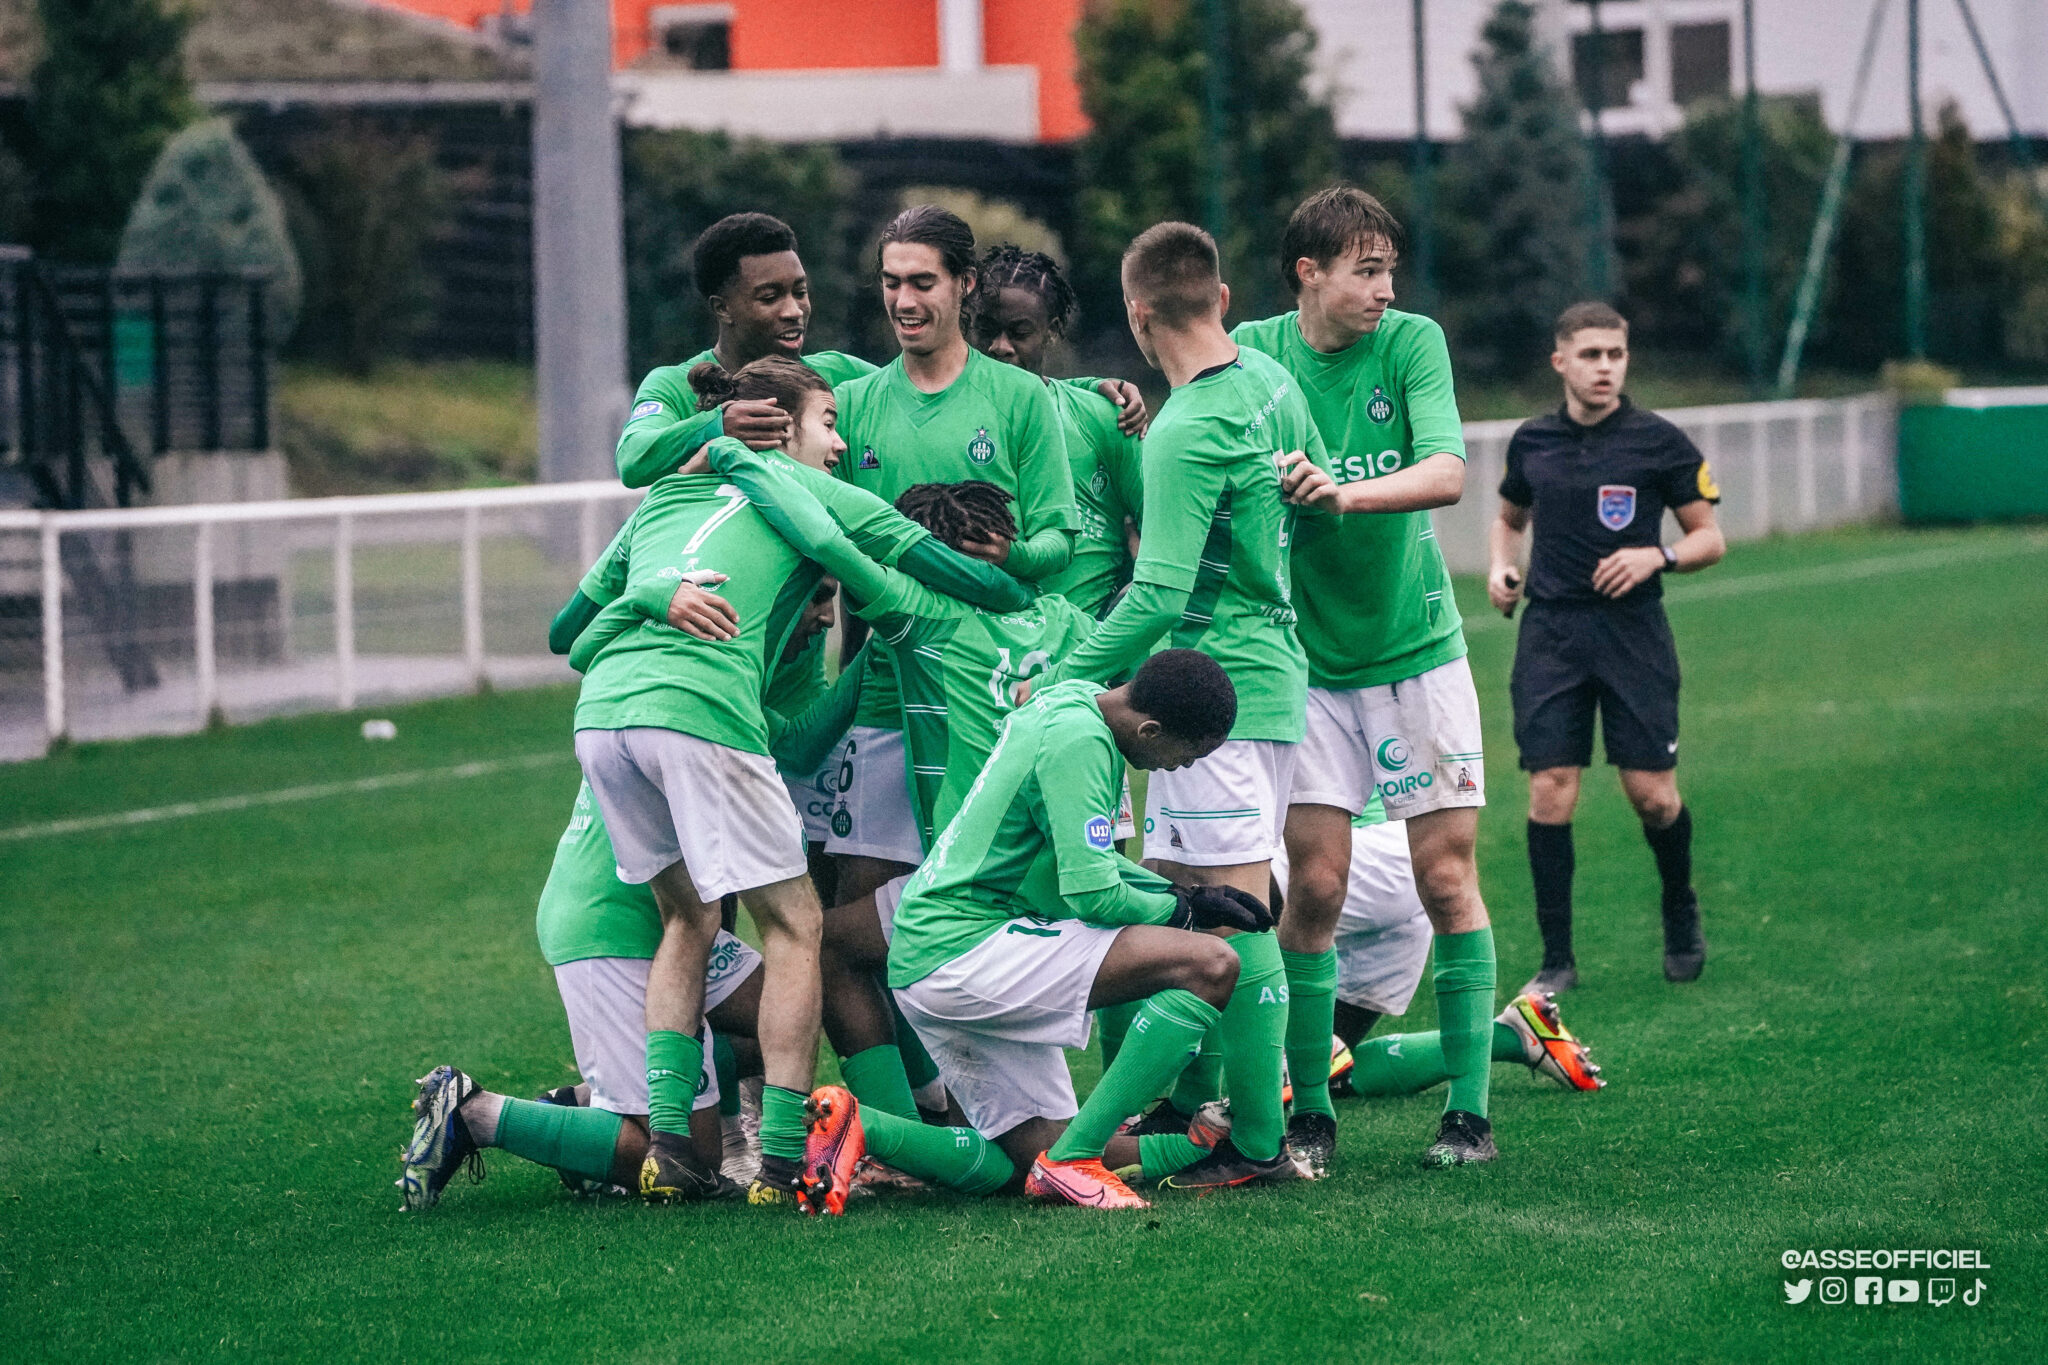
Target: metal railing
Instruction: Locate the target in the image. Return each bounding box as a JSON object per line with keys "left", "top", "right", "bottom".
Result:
{"left": 0, "top": 391, "right": 1905, "bottom": 761}
{"left": 0, "top": 480, "right": 641, "bottom": 760}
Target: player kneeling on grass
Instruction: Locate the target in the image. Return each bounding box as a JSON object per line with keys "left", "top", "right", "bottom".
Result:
{"left": 1270, "top": 799, "right": 1603, "bottom": 1107}
{"left": 798, "top": 651, "right": 1279, "bottom": 1214}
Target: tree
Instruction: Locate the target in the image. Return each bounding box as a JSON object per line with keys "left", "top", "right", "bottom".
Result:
{"left": 1439, "top": 1, "right": 1599, "bottom": 376}
{"left": 621, "top": 130, "right": 854, "bottom": 377}
{"left": 1074, "top": 0, "right": 1338, "bottom": 332}
{"left": 273, "top": 120, "right": 457, "bottom": 373}
{"left": 27, "top": 0, "right": 195, "bottom": 263}
{"left": 118, "top": 118, "right": 304, "bottom": 341}
{"left": 1623, "top": 95, "right": 1835, "bottom": 365}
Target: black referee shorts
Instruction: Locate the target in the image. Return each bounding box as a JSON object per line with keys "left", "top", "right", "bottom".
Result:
{"left": 1510, "top": 599, "right": 1681, "bottom": 772}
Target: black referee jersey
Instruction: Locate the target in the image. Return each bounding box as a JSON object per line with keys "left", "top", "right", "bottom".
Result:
{"left": 1499, "top": 396, "right": 1720, "bottom": 605}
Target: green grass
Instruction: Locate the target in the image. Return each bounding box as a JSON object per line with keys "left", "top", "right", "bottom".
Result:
{"left": 279, "top": 361, "right": 538, "bottom": 496}
{"left": 3, "top": 524, "right": 2045, "bottom": 1361}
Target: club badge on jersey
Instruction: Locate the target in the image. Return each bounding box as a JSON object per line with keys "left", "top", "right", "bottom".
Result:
{"left": 1598, "top": 485, "right": 1637, "bottom": 531}
{"left": 1366, "top": 387, "right": 1395, "bottom": 424}
{"left": 968, "top": 427, "right": 996, "bottom": 466}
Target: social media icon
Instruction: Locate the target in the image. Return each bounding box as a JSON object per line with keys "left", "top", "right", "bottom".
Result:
{"left": 1888, "top": 1280, "right": 1920, "bottom": 1303}
{"left": 1783, "top": 1280, "right": 1812, "bottom": 1304}
{"left": 1819, "top": 1278, "right": 1848, "bottom": 1304}
{"left": 1854, "top": 1277, "right": 1884, "bottom": 1305}
{"left": 1964, "top": 1278, "right": 1986, "bottom": 1306}
{"left": 1928, "top": 1279, "right": 1956, "bottom": 1306}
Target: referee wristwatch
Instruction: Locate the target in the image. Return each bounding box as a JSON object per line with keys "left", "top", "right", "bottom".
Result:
{"left": 1659, "top": 545, "right": 1679, "bottom": 572}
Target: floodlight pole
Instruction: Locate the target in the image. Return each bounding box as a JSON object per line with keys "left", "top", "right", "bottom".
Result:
{"left": 1740, "top": 0, "right": 1768, "bottom": 395}
{"left": 1201, "top": 0, "right": 1229, "bottom": 246}
{"left": 533, "top": 0, "right": 629, "bottom": 483}
{"left": 1410, "top": 0, "right": 1435, "bottom": 309}
{"left": 1583, "top": 0, "right": 1613, "bottom": 298}
{"left": 1904, "top": 0, "right": 1928, "bottom": 360}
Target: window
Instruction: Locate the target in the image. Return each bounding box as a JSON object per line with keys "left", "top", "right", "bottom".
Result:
{"left": 650, "top": 4, "right": 732, "bottom": 70}
{"left": 1573, "top": 28, "right": 1645, "bottom": 112}
{"left": 1671, "top": 22, "right": 1733, "bottom": 105}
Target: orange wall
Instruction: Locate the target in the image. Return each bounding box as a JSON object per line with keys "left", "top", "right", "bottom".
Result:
{"left": 366, "top": 0, "right": 1088, "bottom": 138}
{"left": 983, "top": 0, "right": 1087, "bottom": 141}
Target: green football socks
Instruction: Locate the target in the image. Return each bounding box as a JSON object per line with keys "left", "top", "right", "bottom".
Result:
{"left": 1138, "top": 1132, "right": 1208, "bottom": 1180}
{"left": 1218, "top": 933, "right": 1289, "bottom": 1161}
{"left": 1047, "top": 988, "right": 1221, "bottom": 1162}
{"left": 1095, "top": 1000, "right": 1142, "bottom": 1067}
{"left": 1168, "top": 1034, "right": 1224, "bottom": 1116}
{"left": 1348, "top": 1022, "right": 1525, "bottom": 1097}
{"left": 840, "top": 1044, "right": 919, "bottom": 1121}
{"left": 645, "top": 1029, "right": 703, "bottom": 1135}
{"left": 1433, "top": 928, "right": 1498, "bottom": 1118}
{"left": 859, "top": 1107, "right": 1013, "bottom": 1196}
{"left": 1281, "top": 947, "right": 1339, "bottom": 1120}
{"left": 758, "top": 1084, "right": 808, "bottom": 1161}
{"left": 494, "top": 1099, "right": 623, "bottom": 1184}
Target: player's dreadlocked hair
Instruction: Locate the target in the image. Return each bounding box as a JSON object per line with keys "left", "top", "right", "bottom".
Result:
{"left": 687, "top": 355, "right": 830, "bottom": 414}
{"left": 978, "top": 244, "right": 1078, "bottom": 338}
{"left": 894, "top": 481, "right": 1018, "bottom": 554}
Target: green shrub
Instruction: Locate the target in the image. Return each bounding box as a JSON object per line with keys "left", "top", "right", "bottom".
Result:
{"left": 117, "top": 117, "right": 303, "bottom": 339}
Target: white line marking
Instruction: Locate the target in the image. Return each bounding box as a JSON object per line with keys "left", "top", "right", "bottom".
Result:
{"left": 1465, "top": 535, "right": 2048, "bottom": 635}
{"left": 2, "top": 751, "right": 569, "bottom": 843}
{"left": 1693, "top": 693, "right": 2048, "bottom": 723}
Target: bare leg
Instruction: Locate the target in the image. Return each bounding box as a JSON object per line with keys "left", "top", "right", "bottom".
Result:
{"left": 736, "top": 873, "right": 825, "bottom": 1095}
{"left": 1403, "top": 807, "right": 1489, "bottom": 934}
{"left": 818, "top": 892, "right": 895, "bottom": 1057}
{"left": 645, "top": 860, "right": 719, "bottom": 1036}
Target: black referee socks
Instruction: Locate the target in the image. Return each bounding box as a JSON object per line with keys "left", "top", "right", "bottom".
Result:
{"left": 1526, "top": 820, "right": 1576, "bottom": 969}
{"left": 1642, "top": 804, "right": 1695, "bottom": 910}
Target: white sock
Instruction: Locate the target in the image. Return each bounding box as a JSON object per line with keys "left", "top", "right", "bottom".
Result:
{"left": 458, "top": 1090, "right": 507, "bottom": 1146}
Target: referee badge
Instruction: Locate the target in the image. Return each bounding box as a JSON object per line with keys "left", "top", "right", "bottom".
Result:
{"left": 1366, "top": 386, "right": 1395, "bottom": 424}
{"left": 1598, "top": 485, "right": 1637, "bottom": 530}
{"left": 968, "top": 427, "right": 997, "bottom": 465}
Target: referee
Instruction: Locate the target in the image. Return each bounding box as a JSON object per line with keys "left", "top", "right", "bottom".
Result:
{"left": 1487, "top": 302, "right": 1726, "bottom": 994}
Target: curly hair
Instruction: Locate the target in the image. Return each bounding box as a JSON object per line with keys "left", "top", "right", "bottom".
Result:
{"left": 894, "top": 480, "right": 1018, "bottom": 553}
{"left": 686, "top": 355, "right": 831, "bottom": 414}
{"left": 978, "top": 243, "right": 1078, "bottom": 338}
{"left": 1129, "top": 648, "right": 1236, "bottom": 742}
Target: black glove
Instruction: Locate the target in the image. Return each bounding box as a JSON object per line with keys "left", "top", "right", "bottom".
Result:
{"left": 1164, "top": 884, "right": 1274, "bottom": 933}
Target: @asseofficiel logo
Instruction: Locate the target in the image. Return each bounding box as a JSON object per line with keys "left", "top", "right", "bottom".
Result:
{"left": 1781, "top": 1249, "right": 1988, "bottom": 1308}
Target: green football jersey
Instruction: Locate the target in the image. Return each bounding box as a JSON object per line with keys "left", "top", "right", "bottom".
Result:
{"left": 616, "top": 348, "right": 879, "bottom": 489}
{"left": 1050, "top": 349, "right": 1317, "bottom": 741}
{"left": 572, "top": 464, "right": 817, "bottom": 754}
{"left": 1231, "top": 309, "right": 1468, "bottom": 687}
{"left": 871, "top": 588, "right": 1099, "bottom": 851}
{"left": 1038, "top": 380, "right": 1143, "bottom": 615}
{"left": 535, "top": 781, "right": 662, "bottom": 965}
{"left": 837, "top": 347, "right": 1077, "bottom": 729}
{"left": 887, "top": 680, "right": 1175, "bottom": 987}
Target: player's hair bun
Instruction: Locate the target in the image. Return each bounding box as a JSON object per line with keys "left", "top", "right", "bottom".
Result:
{"left": 688, "top": 362, "right": 741, "bottom": 411}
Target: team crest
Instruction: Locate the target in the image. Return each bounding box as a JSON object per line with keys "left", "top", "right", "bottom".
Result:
{"left": 1366, "top": 386, "right": 1394, "bottom": 424}
{"left": 967, "top": 427, "right": 996, "bottom": 465}
{"left": 1090, "top": 467, "right": 1109, "bottom": 496}
{"left": 1598, "top": 485, "right": 1637, "bottom": 530}
{"left": 830, "top": 808, "right": 853, "bottom": 838}
{"left": 858, "top": 447, "right": 879, "bottom": 470}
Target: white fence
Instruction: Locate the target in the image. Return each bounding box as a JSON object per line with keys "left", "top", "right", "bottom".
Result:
{"left": 1433, "top": 392, "right": 1898, "bottom": 574}
{"left": 0, "top": 393, "right": 1898, "bottom": 761}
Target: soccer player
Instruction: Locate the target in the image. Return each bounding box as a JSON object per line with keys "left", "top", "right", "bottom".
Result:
{"left": 1030, "top": 222, "right": 1318, "bottom": 1189}
{"left": 1242, "top": 186, "right": 1501, "bottom": 1170}
{"left": 1269, "top": 799, "right": 1603, "bottom": 1104}
{"left": 828, "top": 205, "right": 1078, "bottom": 907}
{"left": 1487, "top": 302, "right": 1726, "bottom": 993}
{"left": 972, "top": 244, "right": 1145, "bottom": 617}
{"left": 614, "top": 212, "right": 877, "bottom": 488}
{"left": 814, "top": 652, "right": 1273, "bottom": 1212}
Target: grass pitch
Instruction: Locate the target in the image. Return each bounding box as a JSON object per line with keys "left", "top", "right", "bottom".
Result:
{"left": 3, "top": 524, "right": 2044, "bottom": 1362}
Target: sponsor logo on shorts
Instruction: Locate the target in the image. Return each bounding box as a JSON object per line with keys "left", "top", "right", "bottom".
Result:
{"left": 707, "top": 936, "right": 748, "bottom": 977}
{"left": 830, "top": 808, "right": 853, "bottom": 838}
{"left": 1170, "top": 825, "right": 1185, "bottom": 850}
{"left": 1366, "top": 386, "right": 1395, "bottom": 424}
{"left": 1599, "top": 484, "right": 1637, "bottom": 530}
{"left": 1084, "top": 815, "right": 1114, "bottom": 850}
{"left": 630, "top": 399, "right": 664, "bottom": 419}
{"left": 967, "top": 427, "right": 996, "bottom": 466}
{"left": 1381, "top": 771, "right": 1434, "bottom": 800}
{"left": 858, "top": 447, "right": 879, "bottom": 470}
{"left": 1375, "top": 737, "right": 1411, "bottom": 773}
